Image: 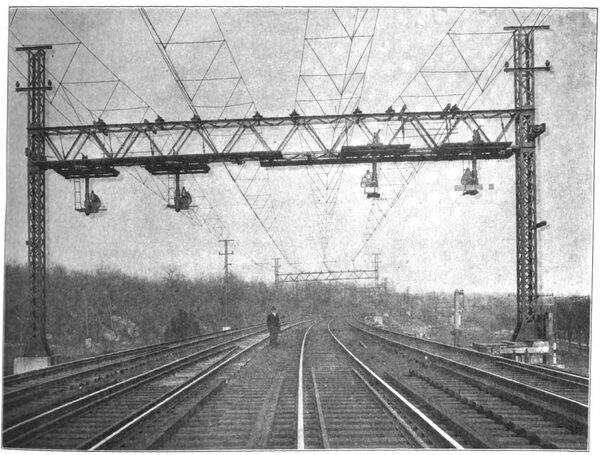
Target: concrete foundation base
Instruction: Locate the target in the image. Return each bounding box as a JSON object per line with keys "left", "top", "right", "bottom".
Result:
{"left": 13, "top": 355, "right": 58, "bottom": 374}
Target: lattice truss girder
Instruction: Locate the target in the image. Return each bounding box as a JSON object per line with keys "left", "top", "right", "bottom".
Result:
{"left": 33, "top": 109, "right": 521, "bottom": 164}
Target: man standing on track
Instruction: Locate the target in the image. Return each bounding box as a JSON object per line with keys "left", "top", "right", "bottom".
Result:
{"left": 267, "top": 306, "right": 281, "bottom": 346}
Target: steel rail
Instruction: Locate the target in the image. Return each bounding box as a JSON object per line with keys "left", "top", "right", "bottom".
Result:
{"left": 296, "top": 322, "right": 316, "bottom": 450}
{"left": 326, "top": 321, "right": 463, "bottom": 449}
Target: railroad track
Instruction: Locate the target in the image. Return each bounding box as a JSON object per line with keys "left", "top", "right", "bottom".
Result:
{"left": 9, "top": 317, "right": 583, "bottom": 450}
{"left": 3, "top": 323, "right": 268, "bottom": 428}
{"left": 301, "top": 321, "right": 460, "bottom": 449}
{"left": 3, "top": 323, "right": 305, "bottom": 449}
{"left": 341, "top": 320, "right": 589, "bottom": 449}
{"left": 352, "top": 321, "right": 589, "bottom": 404}
{"left": 4, "top": 322, "right": 265, "bottom": 394}
{"left": 91, "top": 320, "right": 462, "bottom": 450}
{"left": 76, "top": 321, "right": 311, "bottom": 450}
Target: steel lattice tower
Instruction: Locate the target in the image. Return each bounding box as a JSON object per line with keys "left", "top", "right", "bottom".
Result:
{"left": 16, "top": 45, "right": 53, "bottom": 357}
{"left": 506, "top": 25, "right": 550, "bottom": 341}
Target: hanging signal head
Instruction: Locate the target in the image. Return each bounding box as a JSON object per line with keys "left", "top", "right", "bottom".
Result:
{"left": 167, "top": 174, "right": 194, "bottom": 212}
{"left": 74, "top": 177, "right": 106, "bottom": 216}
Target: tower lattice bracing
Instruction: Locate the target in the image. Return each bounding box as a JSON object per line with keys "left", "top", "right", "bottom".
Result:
{"left": 17, "top": 45, "right": 53, "bottom": 357}
{"left": 507, "top": 25, "right": 549, "bottom": 341}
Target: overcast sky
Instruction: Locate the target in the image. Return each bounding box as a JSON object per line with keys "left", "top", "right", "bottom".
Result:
{"left": 4, "top": 7, "right": 596, "bottom": 295}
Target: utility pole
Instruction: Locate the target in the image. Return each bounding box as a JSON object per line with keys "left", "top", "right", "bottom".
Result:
{"left": 219, "top": 240, "right": 234, "bottom": 330}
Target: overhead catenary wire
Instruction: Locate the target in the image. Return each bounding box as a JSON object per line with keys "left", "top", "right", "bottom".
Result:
{"left": 391, "top": 9, "right": 466, "bottom": 107}
{"left": 210, "top": 11, "right": 298, "bottom": 268}
{"left": 11, "top": 20, "right": 149, "bottom": 129}
{"left": 49, "top": 9, "right": 157, "bottom": 117}
{"left": 13, "top": 9, "right": 271, "bottom": 269}
{"left": 447, "top": 33, "right": 484, "bottom": 92}
{"left": 296, "top": 8, "right": 379, "bottom": 264}
{"left": 9, "top": 57, "right": 75, "bottom": 126}
{"left": 351, "top": 9, "right": 470, "bottom": 260}
{"left": 11, "top": 8, "right": 556, "bottom": 278}
{"left": 463, "top": 8, "right": 552, "bottom": 110}
{"left": 138, "top": 8, "right": 295, "bottom": 268}
{"left": 352, "top": 8, "right": 546, "bottom": 261}
{"left": 139, "top": 8, "right": 198, "bottom": 117}
{"left": 8, "top": 32, "right": 93, "bottom": 126}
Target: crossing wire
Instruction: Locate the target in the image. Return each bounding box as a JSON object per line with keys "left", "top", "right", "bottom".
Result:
{"left": 391, "top": 9, "right": 548, "bottom": 255}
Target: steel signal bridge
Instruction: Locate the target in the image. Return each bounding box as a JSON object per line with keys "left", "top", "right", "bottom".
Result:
{"left": 15, "top": 25, "right": 549, "bottom": 366}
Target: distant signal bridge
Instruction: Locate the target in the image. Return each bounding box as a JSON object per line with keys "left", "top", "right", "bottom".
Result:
{"left": 274, "top": 255, "right": 380, "bottom": 283}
